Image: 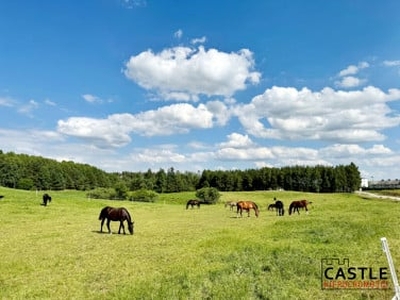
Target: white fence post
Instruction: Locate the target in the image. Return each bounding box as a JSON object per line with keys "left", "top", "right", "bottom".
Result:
{"left": 381, "top": 237, "right": 400, "bottom": 300}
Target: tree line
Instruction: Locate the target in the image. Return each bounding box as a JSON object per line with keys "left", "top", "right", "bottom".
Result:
{"left": 0, "top": 150, "right": 361, "bottom": 193}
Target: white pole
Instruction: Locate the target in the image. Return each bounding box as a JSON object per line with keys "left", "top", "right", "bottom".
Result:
{"left": 381, "top": 237, "right": 400, "bottom": 300}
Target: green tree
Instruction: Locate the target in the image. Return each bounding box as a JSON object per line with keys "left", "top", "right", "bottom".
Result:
{"left": 114, "top": 182, "right": 129, "bottom": 200}
{"left": 195, "top": 187, "right": 221, "bottom": 204}
{"left": 129, "top": 189, "right": 158, "bottom": 202}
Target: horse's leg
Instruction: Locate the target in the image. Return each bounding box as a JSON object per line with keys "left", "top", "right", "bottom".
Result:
{"left": 236, "top": 207, "right": 241, "bottom": 218}
{"left": 107, "top": 219, "right": 112, "bottom": 234}
{"left": 100, "top": 218, "right": 105, "bottom": 232}
{"left": 119, "top": 221, "right": 125, "bottom": 234}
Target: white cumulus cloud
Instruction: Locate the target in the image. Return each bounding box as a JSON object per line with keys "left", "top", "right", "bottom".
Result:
{"left": 124, "top": 46, "right": 261, "bottom": 100}
{"left": 236, "top": 86, "right": 400, "bottom": 143}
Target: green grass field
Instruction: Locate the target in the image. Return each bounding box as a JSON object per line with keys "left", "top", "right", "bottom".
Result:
{"left": 0, "top": 187, "right": 399, "bottom": 299}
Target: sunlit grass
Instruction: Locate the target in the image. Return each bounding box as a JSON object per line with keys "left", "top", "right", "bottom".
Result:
{"left": 0, "top": 187, "right": 399, "bottom": 299}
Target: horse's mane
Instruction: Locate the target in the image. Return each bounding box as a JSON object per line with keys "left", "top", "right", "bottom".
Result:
{"left": 251, "top": 202, "right": 259, "bottom": 215}
{"left": 122, "top": 207, "right": 132, "bottom": 222}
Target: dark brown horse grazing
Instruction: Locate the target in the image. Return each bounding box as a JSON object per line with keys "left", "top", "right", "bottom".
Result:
{"left": 236, "top": 201, "right": 259, "bottom": 218}
{"left": 42, "top": 193, "right": 52, "bottom": 206}
{"left": 186, "top": 199, "right": 202, "bottom": 209}
{"left": 98, "top": 206, "right": 134, "bottom": 235}
{"left": 289, "top": 200, "right": 312, "bottom": 215}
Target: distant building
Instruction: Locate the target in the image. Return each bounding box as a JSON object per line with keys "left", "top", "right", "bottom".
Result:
{"left": 367, "top": 179, "right": 400, "bottom": 189}
{"left": 361, "top": 178, "right": 368, "bottom": 188}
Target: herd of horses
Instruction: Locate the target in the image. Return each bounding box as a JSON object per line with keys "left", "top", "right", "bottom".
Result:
{"left": 189, "top": 198, "right": 313, "bottom": 218}
{"left": 38, "top": 192, "right": 311, "bottom": 236}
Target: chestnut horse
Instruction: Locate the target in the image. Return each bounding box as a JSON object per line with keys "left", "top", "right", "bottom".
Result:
{"left": 236, "top": 201, "right": 259, "bottom": 218}
{"left": 98, "top": 206, "right": 134, "bottom": 234}
{"left": 289, "top": 200, "right": 312, "bottom": 215}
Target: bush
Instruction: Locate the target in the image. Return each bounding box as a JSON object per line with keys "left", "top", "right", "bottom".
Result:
{"left": 195, "top": 187, "right": 221, "bottom": 204}
{"left": 87, "top": 188, "right": 117, "bottom": 200}
{"left": 129, "top": 189, "right": 158, "bottom": 202}
{"left": 17, "top": 178, "right": 34, "bottom": 190}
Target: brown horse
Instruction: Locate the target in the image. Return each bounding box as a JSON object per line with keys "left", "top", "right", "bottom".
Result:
{"left": 236, "top": 201, "right": 259, "bottom": 218}
{"left": 289, "top": 200, "right": 312, "bottom": 215}
{"left": 98, "top": 206, "right": 134, "bottom": 234}
{"left": 225, "top": 201, "right": 237, "bottom": 211}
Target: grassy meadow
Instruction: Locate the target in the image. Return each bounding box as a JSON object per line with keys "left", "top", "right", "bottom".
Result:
{"left": 0, "top": 187, "right": 399, "bottom": 300}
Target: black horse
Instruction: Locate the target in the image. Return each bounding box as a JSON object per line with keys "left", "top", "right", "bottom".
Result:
{"left": 98, "top": 206, "right": 134, "bottom": 235}
{"left": 186, "top": 199, "right": 202, "bottom": 209}
{"left": 274, "top": 200, "right": 285, "bottom": 216}
{"left": 275, "top": 200, "right": 285, "bottom": 216}
{"left": 42, "top": 193, "right": 52, "bottom": 206}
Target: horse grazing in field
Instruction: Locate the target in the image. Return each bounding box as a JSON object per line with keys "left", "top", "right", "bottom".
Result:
{"left": 225, "top": 201, "right": 237, "bottom": 211}
{"left": 274, "top": 200, "right": 285, "bottom": 216}
{"left": 186, "top": 199, "right": 202, "bottom": 209}
{"left": 269, "top": 198, "right": 284, "bottom": 216}
{"left": 236, "top": 201, "right": 259, "bottom": 218}
{"left": 42, "top": 193, "right": 52, "bottom": 206}
{"left": 267, "top": 203, "right": 276, "bottom": 211}
{"left": 289, "top": 200, "right": 312, "bottom": 215}
{"left": 98, "top": 206, "right": 134, "bottom": 235}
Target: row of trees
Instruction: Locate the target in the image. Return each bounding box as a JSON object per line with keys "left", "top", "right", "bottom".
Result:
{"left": 0, "top": 151, "right": 114, "bottom": 191}
{"left": 197, "top": 163, "right": 361, "bottom": 193}
{"left": 0, "top": 150, "right": 361, "bottom": 193}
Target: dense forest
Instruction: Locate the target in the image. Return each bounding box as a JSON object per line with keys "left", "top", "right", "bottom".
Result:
{"left": 0, "top": 150, "right": 361, "bottom": 193}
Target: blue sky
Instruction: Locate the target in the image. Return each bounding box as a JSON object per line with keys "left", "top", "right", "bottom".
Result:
{"left": 1, "top": 0, "right": 400, "bottom": 180}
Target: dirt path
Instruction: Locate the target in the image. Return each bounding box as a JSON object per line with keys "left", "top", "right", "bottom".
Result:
{"left": 356, "top": 190, "right": 400, "bottom": 201}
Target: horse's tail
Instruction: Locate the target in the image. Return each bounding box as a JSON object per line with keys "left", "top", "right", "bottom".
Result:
{"left": 98, "top": 206, "right": 109, "bottom": 220}
{"left": 98, "top": 209, "right": 105, "bottom": 220}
